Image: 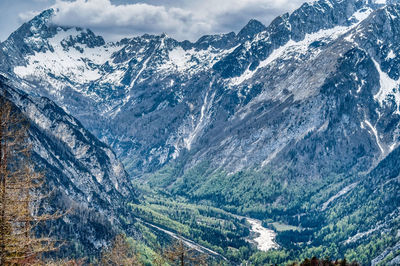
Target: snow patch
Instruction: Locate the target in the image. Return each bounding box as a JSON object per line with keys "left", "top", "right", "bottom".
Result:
{"left": 351, "top": 8, "right": 373, "bottom": 22}
{"left": 184, "top": 79, "right": 216, "bottom": 151}
{"left": 390, "top": 142, "right": 397, "bottom": 152}
{"left": 230, "top": 24, "right": 362, "bottom": 86}
{"left": 387, "top": 50, "right": 396, "bottom": 60}
{"left": 344, "top": 8, "right": 373, "bottom": 43}
{"left": 129, "top": 48, "right": 154, "bottom": 88}
{"left": 14, "top": 28, "right": 120, "bottom": 90}
{"left": 168, "top": 47, "right": 191, "bottom": 71}
{"left": 364, "top": 119, "right": 385, "bottom": 154}
{"left": 372, "top": 58, "right": 400, "bottom": 114}
{"left": 231, "top": 7, "right": 373, "bottom": 86}
{"left": 161, "top": 45, "right": 239, "bottom": 75}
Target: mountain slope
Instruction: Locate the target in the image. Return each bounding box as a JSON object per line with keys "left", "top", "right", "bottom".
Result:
{"left": 1, "top": 0, "right": 400, "bottom": 263}
{"left": 2, "top": 0, "right": 399, "bottom": 179}
{"left": 0, "top": 75, "right": 136, "bottom": 257}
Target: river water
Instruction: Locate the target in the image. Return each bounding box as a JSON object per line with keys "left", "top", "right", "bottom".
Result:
{"left": 246, "top": 218, "right": 278, "bottom": 252}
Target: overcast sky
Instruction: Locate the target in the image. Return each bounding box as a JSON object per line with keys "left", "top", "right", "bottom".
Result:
{"left": 1, "top": 0, "right": 307, "bottom": 42}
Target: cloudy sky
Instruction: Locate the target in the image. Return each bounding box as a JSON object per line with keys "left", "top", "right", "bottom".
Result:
{"left": 1, "top": 0, "right": 307, "bottom": 42}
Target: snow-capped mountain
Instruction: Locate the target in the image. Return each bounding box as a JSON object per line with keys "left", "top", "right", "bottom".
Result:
{"left": 1, "top": 0, "right": 400, "bottom": 262}
{"left": 0, "top": 6, "right": 275, "bottom": 175}
{"left": 3, "top": 0, "right": 400, "bottom": 178}
{"left": 0, "top": 75, "right": 136, "bottom": 256}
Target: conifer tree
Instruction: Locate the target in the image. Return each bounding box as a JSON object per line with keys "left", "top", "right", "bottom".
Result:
{"left": 164, "top": 240, "right": 207, "bottom": 266}
{"left": 100, "top": 234, "right": 141, "bottom": 265}
{"left": 0, "top": 95, "right": 58, "bottom": 264}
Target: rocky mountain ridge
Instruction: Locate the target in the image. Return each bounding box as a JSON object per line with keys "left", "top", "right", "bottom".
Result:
{"left": 0, "top": 75, "right": 136, "bottom": 256}
{"left": 1, "top": 0, "right": 400, "bottom": 263}
{"left": 1, "top": 0, "right": 399, "bottom": 201}
{"left": 1, "top": 0, "right": 393, "bottom": 176}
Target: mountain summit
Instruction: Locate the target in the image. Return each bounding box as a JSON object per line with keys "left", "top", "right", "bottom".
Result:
{"left": 1, "top": 0, "right": 390, "bottom": 176}
{"left": 1, "top": 0, "right": 400, "bottom": 262}
{"left": 237, "top": 19, "right": 267, "bottom": 41}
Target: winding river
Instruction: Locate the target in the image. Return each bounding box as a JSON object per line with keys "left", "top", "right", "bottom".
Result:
{"left": 140, "top": 214, "right": 278, "bottom": 259}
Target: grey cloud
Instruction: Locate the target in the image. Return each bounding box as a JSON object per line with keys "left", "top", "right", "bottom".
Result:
{"left": 48, "top": 0, "right": 306, "bottom": 42}
{"left": 0, "top": 0, "right": 56, "bottom": 41}
{"left": 50, "top": 0, "right": 200, "bottom": 40}
{"left": 18, "top": 11, "right": 42, "bottom": 23}
{"left": 9, "top": 0, "right": 307, "bottom": 42}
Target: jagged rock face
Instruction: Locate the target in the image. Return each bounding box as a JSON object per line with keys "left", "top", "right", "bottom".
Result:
{"left": 236, "top": 19, "right": 267, "bottom": 42}
{"left": 0, "top": 76, "right": 136, "bottom": 255}
{"left": 1, "top": 0, "right": 400, "bottom": 180}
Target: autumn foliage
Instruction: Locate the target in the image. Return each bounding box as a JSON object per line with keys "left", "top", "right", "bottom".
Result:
{"left": 0, "top": 96, "right": 58, "bottom": 264}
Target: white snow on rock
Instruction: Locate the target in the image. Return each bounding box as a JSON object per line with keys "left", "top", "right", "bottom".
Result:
{"left": 230, "top": 24, "right": 367, "bottom": 87}
{"left": 386, "top": 50, "right": 396, "bottom": 60}
{"left": 364, "top": 119, "right": 385, "bottom": 154}
{"left": 162, "top": 45, "right": 237, "bottom": 74}
{"left": 372, "top": 58, "right": 400, "bottom": 114}
{"left": 168, "top": 47, "right": 192, "bottom": 71}
{"left": 184, "top": 79, "right": 216, "bottom": 151}
{"left": 230, "top": 7, "right": 373, "bottom": 87}
{"left": 14, "top": 27, "right": 120, "bottom": 88}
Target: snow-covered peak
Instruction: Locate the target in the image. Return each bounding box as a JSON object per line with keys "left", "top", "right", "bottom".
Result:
{"left": 4, "top": 0, "right": 400, "bottom": 178}
{"left": 12, "top": 27, "right": 123, "bottom": 105}
{"left": 371, "top": 0, "right": 400, "bottom": 6}
{"left": 28, "top": 9, "right": 54, "bottom": 30}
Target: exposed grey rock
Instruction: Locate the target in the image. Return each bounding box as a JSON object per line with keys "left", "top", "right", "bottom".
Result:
{"left": 1, "top": 0, "right": 400, "bottom": 186}
{"left": 0, "top": 75, "right": 136, "bottom": 257}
